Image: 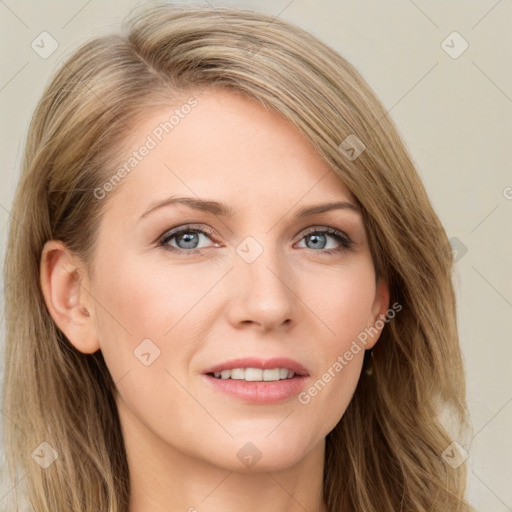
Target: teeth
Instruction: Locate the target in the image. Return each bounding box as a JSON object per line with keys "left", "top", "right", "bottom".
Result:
{"left": 262, "top": 368, "right": 280, "bottom": 381}
{"left": 210, "top": 367, "right": 296, "bottom": 381}
{"left": 245, "top": 368, "right": 263, "bottom": 381}
{"left": 279, "top": 368, "right": 289, "bottom": 379}
{"left": 231, "top": 368, "right": 245, "bottom": 380}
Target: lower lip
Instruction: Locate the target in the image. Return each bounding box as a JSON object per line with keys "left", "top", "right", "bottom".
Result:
{"left": 202, "top": 374, "right": 309, "bottom": 404}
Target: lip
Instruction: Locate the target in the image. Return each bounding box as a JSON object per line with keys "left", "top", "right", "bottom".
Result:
{"left": 202, "top": 374, "right": 309, "bottom": 404}
{"left": 202, "top": 357, "right": 310, "bottom": 377}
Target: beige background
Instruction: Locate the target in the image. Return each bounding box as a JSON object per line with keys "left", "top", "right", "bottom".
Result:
{"left": 1, "top": 1, "right": 511, "bottom": 510}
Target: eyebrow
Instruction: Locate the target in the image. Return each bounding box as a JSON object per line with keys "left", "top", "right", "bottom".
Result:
{"left": 139, "top": 196, "right": 360, "bottom": 221}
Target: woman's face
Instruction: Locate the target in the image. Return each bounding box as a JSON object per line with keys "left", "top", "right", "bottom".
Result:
{"left": 80, "top": 88, "right": 389, "bottom": 471}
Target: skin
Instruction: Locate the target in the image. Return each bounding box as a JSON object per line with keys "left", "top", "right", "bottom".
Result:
{"left": 41, "top": 88, "right": 389, "bottom": 512}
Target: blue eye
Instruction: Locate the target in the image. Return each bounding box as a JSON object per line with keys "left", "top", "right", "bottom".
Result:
{"left": 297, "top": 227, "right": 353, "bottom": 253}
{"left": 157, "top": 225, "right": 353, "bottom": 255}
{"left": 158, "top": 225, "right": 217, "bottom": 254}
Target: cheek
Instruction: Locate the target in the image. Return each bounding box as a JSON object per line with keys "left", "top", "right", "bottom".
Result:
{"left": 90, "top": 253, "right": 214, "bottom": 419}
{"left": 309, "top": 259, "right": 377, "bottom": 351}
{"left": 93, "top": 252, "right": 221, "bottom": 339}
{"left": 90, "top": 251, "right": 230, "bottom": 383}
{"left": 296, "top": 260, "right": 375, "bottom": 426}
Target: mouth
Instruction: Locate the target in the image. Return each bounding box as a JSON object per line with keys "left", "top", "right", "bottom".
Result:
{"left": 202, "top": 356, "right": 309, "bottom": 380}
{"left": 202, "top": 357, "right": 310, "bottom": 403}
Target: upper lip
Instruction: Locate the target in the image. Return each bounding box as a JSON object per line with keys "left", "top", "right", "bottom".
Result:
{"left": 203, "top": 357, "right": 310, "bottom": 376}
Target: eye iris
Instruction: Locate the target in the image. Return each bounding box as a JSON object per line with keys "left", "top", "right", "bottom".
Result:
{"left": 306, "top": 233, "right": 327, "bottom": 249}
{"left": 177, "top": 231, "right": 199, "bottom": 249}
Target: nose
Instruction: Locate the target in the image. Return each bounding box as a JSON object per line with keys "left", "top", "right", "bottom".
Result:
{"left": 225, "top": 243, "right": 296, "bottom": 332}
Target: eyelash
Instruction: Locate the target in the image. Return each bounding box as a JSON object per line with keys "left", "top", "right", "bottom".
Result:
{"left": 157, "top": 224, "right": 354, "bottom": 256}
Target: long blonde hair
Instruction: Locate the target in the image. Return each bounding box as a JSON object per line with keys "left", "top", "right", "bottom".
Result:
{"left": 2, "top": 4, "right": 471, "bottom": 511}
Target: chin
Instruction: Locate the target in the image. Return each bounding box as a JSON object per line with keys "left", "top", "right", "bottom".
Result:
{"left": 205, "top": 431, "right": 317, "bottom": 473}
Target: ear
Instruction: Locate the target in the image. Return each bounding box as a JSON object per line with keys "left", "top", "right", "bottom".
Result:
{"left": 40, "top": 240, "right": 99, "bottom": 354}
{"left": 365, "top": 277, "right": 391, "bottom": 350}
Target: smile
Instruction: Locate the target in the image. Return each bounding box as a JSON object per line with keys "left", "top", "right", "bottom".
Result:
{"left": 208, "top": 367, "right": 295, "bottom": 381}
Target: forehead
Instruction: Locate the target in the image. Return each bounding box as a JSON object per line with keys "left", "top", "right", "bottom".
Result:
{"left": 105, "top": 88, "right": 356, "bottom": 217}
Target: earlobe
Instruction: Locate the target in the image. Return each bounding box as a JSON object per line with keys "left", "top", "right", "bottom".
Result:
{"left": 40, "top": 240, "right": 99, "bottom": 354}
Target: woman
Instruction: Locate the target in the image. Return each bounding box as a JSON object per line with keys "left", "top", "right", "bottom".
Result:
{"left": 2, "top": 4, "right": 472, "bottom": 511}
